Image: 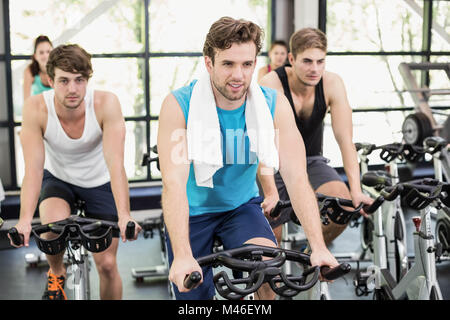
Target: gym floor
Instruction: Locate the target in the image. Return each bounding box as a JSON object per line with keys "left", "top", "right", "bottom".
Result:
{"left": 0, "top": 208, "right": 449, "bottom": 300}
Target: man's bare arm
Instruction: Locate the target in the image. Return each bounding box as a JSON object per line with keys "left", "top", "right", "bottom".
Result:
{"left": 157, "top": 93, "right": 201, "bottom": 291}
{"left": 274, "top": 93, "right": 326, "bottom": 251}
{"left": 14, "top": 96, "right": 46, "bottom": 246}
{"left": 326, "top": 73, "right": 372, "bottom": 209}
{"left": 100, "top": 91, "right": 140, "bottom": 240}
{"left": 257, "top": 71, "right": 287, "bottom": 215}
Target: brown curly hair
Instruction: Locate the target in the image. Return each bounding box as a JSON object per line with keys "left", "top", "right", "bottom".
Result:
{"left": 46, "top": 44, "right": 93, "bottom": 80}
{"left": 203, "top": 17, "right": 263, "bottom": 64}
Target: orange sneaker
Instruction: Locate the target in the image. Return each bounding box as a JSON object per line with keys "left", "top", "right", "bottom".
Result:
{"left": 42, "top": 270, "right": 67, "bottom": 300}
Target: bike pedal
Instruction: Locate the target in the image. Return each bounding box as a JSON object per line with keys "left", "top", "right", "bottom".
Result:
{"left": 353, "top": 271, "right": 373, "bottom": 296}
{"left": 435, "top": 242, "right": 443, "bottom": 259}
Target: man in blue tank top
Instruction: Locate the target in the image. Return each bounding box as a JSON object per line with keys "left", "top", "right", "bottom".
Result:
{"left": 158, "top": 17, "right": 339, "bottom": 300}
{"left": 259, "top": 28, "right": 373, "bottom": 246}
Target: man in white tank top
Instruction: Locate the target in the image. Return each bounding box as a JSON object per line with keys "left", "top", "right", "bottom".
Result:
{"left": 9, "top": 44, "right": 141, "bottom": 300}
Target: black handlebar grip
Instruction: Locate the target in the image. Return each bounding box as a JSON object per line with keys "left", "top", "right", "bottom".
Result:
{"left": 184, "top": 271, "right": 202, "bottom": 290}
{"left": 320, "top": 263, "right": 351, "bottom": 281}
{"left": 125, "top": 221, "right": 135, "bottom": 240}
{"left": 270, "top": 201, "right": 283, "bottom": 218}
{"left": 269, "top": 200, "right": 291, "bottom": 218}
{"left": 363, "top": 196, "right": 385, "bottom": 214}
{"left": 8, "top": 227, "right": 24, "bottom": 246}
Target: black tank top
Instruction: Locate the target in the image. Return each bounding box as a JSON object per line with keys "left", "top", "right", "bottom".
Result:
{"left": 275, "top": 66, "right": 327, "bottom": 156}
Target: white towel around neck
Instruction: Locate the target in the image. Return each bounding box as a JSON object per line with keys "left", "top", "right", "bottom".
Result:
{"left": 187, "top": 71, "right": 279, "bottom": 188}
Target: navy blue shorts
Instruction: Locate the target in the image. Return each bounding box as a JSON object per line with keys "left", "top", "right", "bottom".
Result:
{"left": 39, "top": 170, "right": 119, "bottom": 235}
{"left": 166, "top": 196, "right": 277, "bottom": 300}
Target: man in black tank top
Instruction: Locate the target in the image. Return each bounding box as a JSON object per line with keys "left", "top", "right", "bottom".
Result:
{"left": 258, "top": 28, "right": 373, "bottom": 246}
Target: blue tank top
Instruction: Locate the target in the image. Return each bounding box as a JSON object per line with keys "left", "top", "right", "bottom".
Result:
{"left": 172, "top": 80, "right": 277, "bottom": 216}
{"left": 31, "top": 74, "right": 52, "bottom": 96}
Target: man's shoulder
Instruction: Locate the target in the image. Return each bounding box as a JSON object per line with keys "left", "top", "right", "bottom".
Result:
{"left": 24, "top": 93, "right": 47, "bottom": 114}
{"left": 259, "top": 85, "right": 277, "bottom": 98}
{"left": 259, "top": 69, "right": 283, "bottom": 90}
{"left": 93, "top": 89, "right": 118, "bottom": 103}
{"left": 172, "top": 80, "right": 197, "bottom": 101}
{"left": 91, "top": 90, "right": 122, "bottom": 124}
{"left": 170, "top": 80, "right": 197, "bottom": 117}
{"left": 22, "top": 94, "right": 48, "bottom": 132}
{"left": 322, "top": 71, "right": 346, "bottom": 100}
{"left": 322, "top": 71, "right": 344, "bottom": 87}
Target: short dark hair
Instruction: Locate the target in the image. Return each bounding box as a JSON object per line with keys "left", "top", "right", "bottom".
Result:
{"left": 46, "top": 44, "right": 93, "bottom": 80}
{"left": 203, "top": 16, "right": 263, "bottom": 64}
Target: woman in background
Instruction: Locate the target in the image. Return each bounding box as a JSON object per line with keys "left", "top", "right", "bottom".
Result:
{"left": 257, "top": 40, "right": 288, "bottom": 82}
{"left": 23, "top": 35, "right": 53, "bottom": 100}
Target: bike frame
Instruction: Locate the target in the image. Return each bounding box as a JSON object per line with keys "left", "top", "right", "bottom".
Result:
{"left": 368, "top": 204, "right": 443, "bottom": 299}
{"left": 358, "top": 147, "right": 408, "bottom": 282}
{"left": 66, "top": 242, "right": 91, "bottom": 300}
{"left": 430, "top": 145, "right": 450, "bottom": 258}
{"left": 279, "top": 223, "right": 331, "bottom": 300}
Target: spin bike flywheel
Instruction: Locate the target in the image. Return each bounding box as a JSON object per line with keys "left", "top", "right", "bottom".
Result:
{"left": 436, "top": 218, "right": 450, "bottom": 252}
{"left": 402, "top": 112, "right": 433, "bottom": 146}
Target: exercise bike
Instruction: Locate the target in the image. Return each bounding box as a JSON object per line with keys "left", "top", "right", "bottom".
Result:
{"left": 385, "top": 137, "right": 450, "bottom": 262}
{"left": 8, "top": 206, "right": 135, "bottom": 300}
{"left": 355, "top": 142, "right": 409, "bottom": 283}
{"left": 269, "top": 193, "right": 383, "bottom": 300}
{"left": 422, "top": 137, "right": 450, "bottom": 259}
{"left": 354, "top": 176, "right": 448, "bottom": 300}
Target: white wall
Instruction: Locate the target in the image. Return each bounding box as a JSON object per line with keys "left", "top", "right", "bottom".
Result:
{"left": 294, "top": 0, "right": 319, "bottom": 30}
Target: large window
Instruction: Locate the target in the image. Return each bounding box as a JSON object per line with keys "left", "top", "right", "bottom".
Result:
{"left": 1, "top": 0, "right": 272, "bottom": 189}
{"left": 322, "top": 0, "right": 449, "bottom": 167}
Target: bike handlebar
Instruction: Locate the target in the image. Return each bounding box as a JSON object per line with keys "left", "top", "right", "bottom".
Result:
{"left": 8, "top": 228, "right": 23, "bottom": 247}
{"left": 9, "top": 216, "right": 136, "bottom": 253}
{"left": 269, "top": 192, "right": 383, "bottom": 223}
{"left": 184, "top": 271, "right": 202, "bottom": 290}
{"left": 320, "top": 263, "right": 352, "bottom": 281}
{"left": 183, "top": 245, "right": 351, "bottom": 299}
{"left": 356, "top": 139, "right": 449, "bottom": 164}
{"left": 362, "top": 175, "right": 449, "bottom": 210}
{"left": 355, "top": 142, "right": 404, "bottom": 162}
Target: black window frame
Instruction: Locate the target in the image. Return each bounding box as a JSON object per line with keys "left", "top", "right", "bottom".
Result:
{"left": 0, "top": 0, "right": 275, "bottom": 191}
{"left": 319, "top": 0, "right": 450, "bottom": 103}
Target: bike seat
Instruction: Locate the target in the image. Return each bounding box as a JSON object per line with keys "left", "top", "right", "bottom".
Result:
{"left": 362, "top": 171, "right": 393, "bottom": 190}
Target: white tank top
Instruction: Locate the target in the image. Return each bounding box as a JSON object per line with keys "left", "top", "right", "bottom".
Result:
{"left": 42, "top": 88, "right": 110, "bottom": 188}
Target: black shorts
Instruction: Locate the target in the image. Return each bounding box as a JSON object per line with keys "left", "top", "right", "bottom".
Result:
{"left": 39, "top": 170, "right": 119, "bottom": 235}
{"left": 271, "top": 156, "right": 343, "bottom": 228}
